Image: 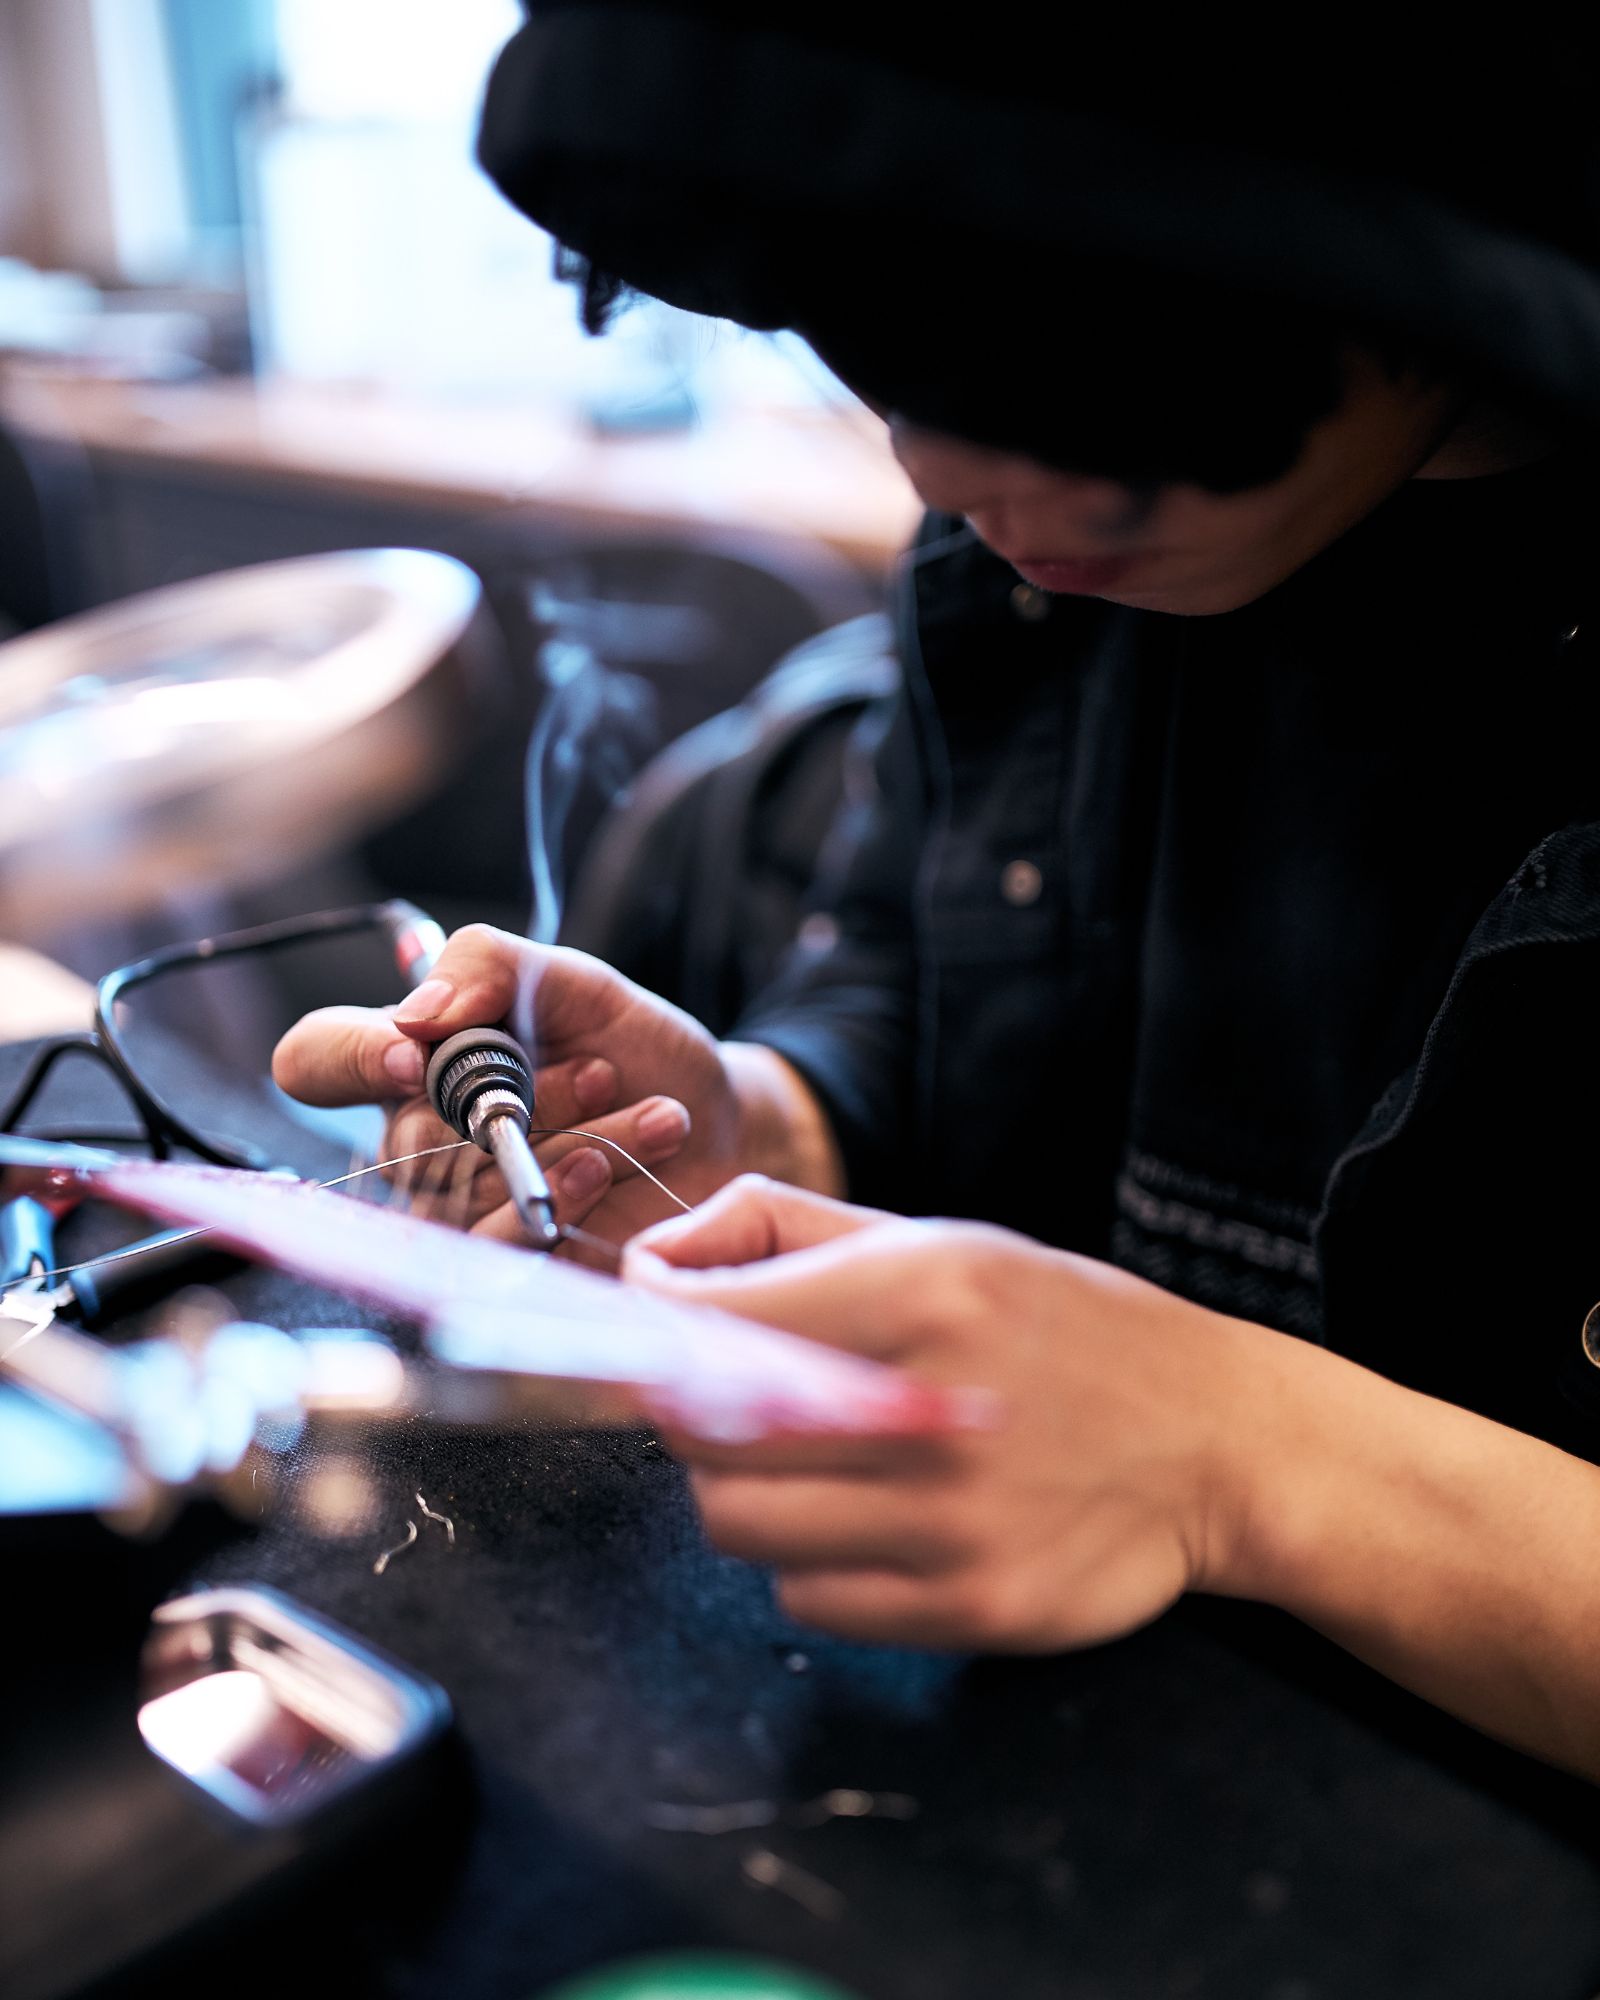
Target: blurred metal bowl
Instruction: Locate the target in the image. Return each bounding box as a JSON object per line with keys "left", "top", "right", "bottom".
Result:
{"left": 0, "top": 548, "right": 486, "bottom": 935}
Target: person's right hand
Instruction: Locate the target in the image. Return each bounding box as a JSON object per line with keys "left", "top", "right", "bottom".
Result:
{"left": 272, "top": 925, "right": 753, "bottom": 1249}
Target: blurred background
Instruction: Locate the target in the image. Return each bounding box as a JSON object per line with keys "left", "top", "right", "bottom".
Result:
{"left": 0, "top": 0, "right": 918, "bottom": 1082}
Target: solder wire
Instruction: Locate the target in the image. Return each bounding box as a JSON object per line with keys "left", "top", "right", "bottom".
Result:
{"left": 529, "top": 1127, "right": 694, "bottom": 1215}
{"left": 2, "top": 1129, "right": 690, "bottom": 1294}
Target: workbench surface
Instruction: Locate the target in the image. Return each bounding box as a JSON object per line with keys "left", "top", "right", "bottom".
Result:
{"left": 8, "top": 1033, "right": 1600, "bottom": 2000}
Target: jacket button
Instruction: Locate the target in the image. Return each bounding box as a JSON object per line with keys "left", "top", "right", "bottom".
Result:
{"left": 1001, "top": 859, "right": 1043, "bottom": 906}
{"left": 1010, "top": 584, "right": 1051, "bottom": 622}
{"left": 797, "top": 912, "right": 839, "bottom": 953}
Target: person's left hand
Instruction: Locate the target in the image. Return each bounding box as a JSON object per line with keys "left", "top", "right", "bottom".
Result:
{"left": 624, "top": 1176, "right": 1274, "bottom": 1651}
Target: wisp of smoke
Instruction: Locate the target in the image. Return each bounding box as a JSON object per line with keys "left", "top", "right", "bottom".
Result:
{"left": 523, "top": 579, "right": 666, "bottom": 950}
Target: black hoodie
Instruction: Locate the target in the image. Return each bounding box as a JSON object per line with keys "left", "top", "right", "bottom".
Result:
{"left": 479, "top": 8, "right": 1600, "bottom": 1463}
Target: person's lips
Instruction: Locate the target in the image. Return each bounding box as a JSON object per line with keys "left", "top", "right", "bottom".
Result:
{"left": 1007, "top": 553, "right": 1143, "bottom": 594}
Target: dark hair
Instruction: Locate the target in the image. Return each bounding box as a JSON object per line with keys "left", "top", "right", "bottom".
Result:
{"left": 554, "top": 243, "right": 629, "bottom": 338}
{"left": 553, "top": 224, "right": 1436, "bottom": 496}
{"left": 482, "top": 10, "right": 1523, "bottom": 492}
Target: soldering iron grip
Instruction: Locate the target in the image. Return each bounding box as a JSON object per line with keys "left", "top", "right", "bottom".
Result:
{"left": 425, "top": 1027, "right": 535, "bottom": 1140}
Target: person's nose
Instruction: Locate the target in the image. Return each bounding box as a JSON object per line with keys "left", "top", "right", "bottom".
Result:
{"left": 887, "top": 420, "right": 1148, "bottom": 540}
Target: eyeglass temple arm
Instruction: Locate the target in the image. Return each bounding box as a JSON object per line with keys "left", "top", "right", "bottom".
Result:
{"left": 0, "top": 1035, "right": 160, "bottom": 1153}
{"left": 87, "top": 902, "right": 447, "bottom": 1170}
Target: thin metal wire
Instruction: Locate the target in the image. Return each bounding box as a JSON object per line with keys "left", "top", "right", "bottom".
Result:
{"left": 740, "top": 1847, "right": 847, "bottom": 1921}
{"left": 321, "top": 1141, "right": 474, "bottom": 1192}
{"left": 529, "top": 1126, "right": 695, "bottom": 1214}
{"left": 793, "top": 1788, "right": 919, "bottom": 1827}
{"left": 372, "top": 1518, "right": 419, "bottom": 1575}
{"left": 415, "top": 1489, "right": 456, "bottom": 1546}
{"left": 556, "top": 1220, "right": 625, "bottom": 1266}
{"left": 7, "top": 1223, "right": 212, "bottom": 1291}
{"left": 0, "top": 1140, "right": 479, "bottom": 1293}
{"left": 2, "top": 1125, "right": 691, "bottom": 1300}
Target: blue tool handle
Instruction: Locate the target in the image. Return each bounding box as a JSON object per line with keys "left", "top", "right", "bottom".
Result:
{"left": 2, "top": 1194, "right": 241, "bottom": 1324}
{"left": 1, "top": 1195, "right": 54, "bottom": 1286}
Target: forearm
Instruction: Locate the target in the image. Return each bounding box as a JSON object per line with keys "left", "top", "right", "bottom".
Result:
{"left": 1221, "top": 1325, "right": 1600, "bottom": 1781}
{"left": 722, "top": 1041, "right": 847, "bottom": 1198}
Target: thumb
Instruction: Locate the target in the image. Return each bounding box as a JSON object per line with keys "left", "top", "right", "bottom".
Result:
{"left": 272, "top": 1004, "right": 426, "bottom": 1106}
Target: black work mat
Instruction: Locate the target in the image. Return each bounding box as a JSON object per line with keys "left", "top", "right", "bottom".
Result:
{"left": 7, "top": 1034, "right": 1600, "bottom": 2000}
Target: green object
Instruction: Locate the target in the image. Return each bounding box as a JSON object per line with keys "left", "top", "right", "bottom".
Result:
{"left": 543, "top": 1952, "right": 858, "bottom": 2000}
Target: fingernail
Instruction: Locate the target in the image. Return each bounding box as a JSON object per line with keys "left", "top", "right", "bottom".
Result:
{"left": 636, "top": 1099, "right": 690, "bottom": 1153}
{"left": 552, "top": 1148, "right": 608, "bottom": 1203}
{"left": 382, "top": 1039, "right": 426, "bottom": 1088}
{"left": 573, "top": 1058, "right": 616, "bottom": 1111}
{"left": 394, "top": 978, "right": 453, "bottom": 1023}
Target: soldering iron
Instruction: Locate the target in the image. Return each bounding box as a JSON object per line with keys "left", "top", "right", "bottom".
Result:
{"left": 425, "top": 1028, "right": 563, "bottom": 1250}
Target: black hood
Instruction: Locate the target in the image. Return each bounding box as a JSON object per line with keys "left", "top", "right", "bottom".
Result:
{"left": 478, "top": 7, "right": 1600, "bottom": 485}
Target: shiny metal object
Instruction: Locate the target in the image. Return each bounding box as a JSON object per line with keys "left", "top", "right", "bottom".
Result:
{"left": 467, "top": 1084, "right": 526, "bottom": 1146}
{"left": 138, "top": 1586, "right": 451, "bottom": 1827}
{"left": 484, "top": 1109, "right": 561, "bottom": 1247}
{"left": 0, "top": 548, "right": 486, "bottom": 934}
{"left": 427, "top": 1028, "right": 561, "bottom": 1248}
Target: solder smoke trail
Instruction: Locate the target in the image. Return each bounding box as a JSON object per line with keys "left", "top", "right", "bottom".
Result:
{"left": 523, "top": 578, "right": 661, "bottom": 950}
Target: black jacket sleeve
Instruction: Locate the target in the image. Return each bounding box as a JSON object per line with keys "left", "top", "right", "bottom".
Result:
{"left": 733, "top": 634, "right": 934, "bottom": 1212}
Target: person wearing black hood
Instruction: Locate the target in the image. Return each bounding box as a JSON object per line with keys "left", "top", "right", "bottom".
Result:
{"left": 276, "top": 16, "right": 1600, "bottom": 1782}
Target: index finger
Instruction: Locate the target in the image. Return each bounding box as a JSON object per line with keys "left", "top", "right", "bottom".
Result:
{"left": 388, "top": 927, "right": 632, "bottom": 1055}
{"left": 624, "top": 1173, "right": 885, "bottom": 1276}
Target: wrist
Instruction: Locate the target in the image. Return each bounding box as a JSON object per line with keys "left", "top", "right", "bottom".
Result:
{"left": 1193, "top": 1315, "right": 1371, "bottom": 1608}
{"left": 720, "top": 1041, "right": 846, "bottom": 1197}
{"left": 1198, "top": 1316, "right": 1459, "bottom": 1628}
